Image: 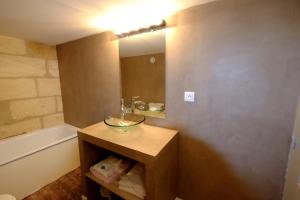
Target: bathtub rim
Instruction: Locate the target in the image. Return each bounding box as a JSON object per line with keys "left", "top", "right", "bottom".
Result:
{"left": 0, "top": 124, "right": 78, "bottom": 167}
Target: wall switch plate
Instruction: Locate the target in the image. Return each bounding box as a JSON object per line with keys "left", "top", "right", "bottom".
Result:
{"left": 184, "top": 91, "right": 195, "bottom": 102}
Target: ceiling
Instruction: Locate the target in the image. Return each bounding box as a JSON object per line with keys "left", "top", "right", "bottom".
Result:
{"left": 0, "top": 0, "right": 217, "bottom": 45}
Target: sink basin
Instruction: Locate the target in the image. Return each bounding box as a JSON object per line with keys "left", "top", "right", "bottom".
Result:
{"left": 104, "top": 113, "right": 145, "bottom": 131}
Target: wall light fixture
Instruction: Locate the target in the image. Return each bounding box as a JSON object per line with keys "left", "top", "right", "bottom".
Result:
{"left": 116, "top": 20, "right": 166, "bottom": 38}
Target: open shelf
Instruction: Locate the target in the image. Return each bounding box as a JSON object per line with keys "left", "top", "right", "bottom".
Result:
{"left": 79, "top": 122, "right": 178, "bottom": 200}
{"left": 85, "top": 172, "right": 142, "bottom": 200}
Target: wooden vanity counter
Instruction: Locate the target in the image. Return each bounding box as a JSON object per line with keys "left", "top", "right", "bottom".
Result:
{"left": 78, "top": 122, "right": 178, "bottom": 200}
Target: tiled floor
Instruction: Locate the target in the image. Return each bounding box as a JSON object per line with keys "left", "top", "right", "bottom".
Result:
{"left": 23, "top": 168, "right": 82, "bottom": 200}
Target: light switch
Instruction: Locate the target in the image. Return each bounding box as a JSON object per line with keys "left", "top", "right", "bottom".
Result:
{"left": 184, "top": 91, "right": 195, "bottom": 102}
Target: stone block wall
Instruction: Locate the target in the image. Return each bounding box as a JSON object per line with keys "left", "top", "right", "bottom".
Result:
{"left": 0, "top": 35, "right": 64, "bottom": 139}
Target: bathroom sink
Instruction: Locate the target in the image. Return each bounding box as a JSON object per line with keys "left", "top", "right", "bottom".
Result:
{"left": 104, "top": 113, "right": 145, "bottom": 131}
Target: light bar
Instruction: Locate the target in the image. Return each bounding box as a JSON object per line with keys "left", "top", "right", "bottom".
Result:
{"left": 116, "top": 20, "right": 166, "bottom": 38}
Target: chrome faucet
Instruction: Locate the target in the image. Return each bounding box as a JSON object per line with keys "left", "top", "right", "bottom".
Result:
{"left": 120, "top": 97, "right": 142, "bottom": 117}
{"left": 120, "top": 98, "right": 127, "bottom": 118}
{"left": 130, "top": 96, "right": 140, "bottom": 113}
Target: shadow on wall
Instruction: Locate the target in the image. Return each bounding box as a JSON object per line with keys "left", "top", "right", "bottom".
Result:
{"left": 177, "top": 133, "right": 257, "bottom": 200}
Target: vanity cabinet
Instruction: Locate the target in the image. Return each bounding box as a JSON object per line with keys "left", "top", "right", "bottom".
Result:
{"left": 78, "top": 122, "right": 178, "bottom": 200}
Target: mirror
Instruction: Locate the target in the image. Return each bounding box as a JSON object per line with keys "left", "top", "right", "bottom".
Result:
{"left": 119, "top": 30, "right": 166, "bottom": 119}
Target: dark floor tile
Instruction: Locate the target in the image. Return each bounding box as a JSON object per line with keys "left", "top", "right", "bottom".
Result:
{"left": 23, "top": 168, "right": 82, "bottom": 200}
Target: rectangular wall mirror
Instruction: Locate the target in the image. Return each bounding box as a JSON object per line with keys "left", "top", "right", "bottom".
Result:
{"left": 119, "top": 30, "right": 166, "bottom": 119}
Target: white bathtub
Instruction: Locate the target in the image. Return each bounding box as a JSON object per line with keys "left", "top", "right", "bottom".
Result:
{"left": 0, "top": 124, "right": 80, "bottom": 200}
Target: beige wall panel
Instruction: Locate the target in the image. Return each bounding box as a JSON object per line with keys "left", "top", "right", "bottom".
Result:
{"left": 0, "top": 79, "right": 37, "bottom": 100}
{"left": 0, "top": 35, "right": 26, "bottom": 55}
{"left": 25, "top": 41, "right": 57, "bottom": 59}
{"left": 0, "top": 54, "right": 46, "bottom": 77}
{"left": 48, "top": 59, "right": 59, "bottom": 77}
{"left": 0, "top": 118, "right": 42, "bottom": 139}
{"left": 0, "top": 101, "right": 11, "bottom": 125}
{"left": 9, "top": 97, "right": 56, "bottom": 120}
{"left": 42, "top": 113, "right": 64, "bottom": 128}
{"left": 37, "top": 78, "right": 61, "bottom": 96}
{"left": 56, "top": 96, "right": 63, "bottom": 112}
{"left": 0, "top": 35, "right": 63, "bottom": 139}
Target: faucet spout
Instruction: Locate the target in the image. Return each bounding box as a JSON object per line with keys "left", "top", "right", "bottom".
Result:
{"left": 120, "top": 98, "right": 126, "bottom": 119}
{"left": 130, "top": 96, "right": 140, "bottom": 113}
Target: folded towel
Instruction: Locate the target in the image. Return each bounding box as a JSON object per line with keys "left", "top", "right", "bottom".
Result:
{"left": 148, "top": 103, "right": 164, "bottom": 111}
{"left": 118, "top": 163, "right": 146, "bottom": 199}
{"left": 90, "top": 156, "right": 131, "bottom": 184}
{"left": 119, "top": 185, "right": 145, "bottom": 199}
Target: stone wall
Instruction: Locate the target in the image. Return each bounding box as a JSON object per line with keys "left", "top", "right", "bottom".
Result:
{"left": 0, "top": 35, "right": 64, "bottom": 139}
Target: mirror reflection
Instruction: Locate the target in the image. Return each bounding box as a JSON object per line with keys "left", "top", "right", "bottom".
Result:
{"left": 119, "top": 30, "right": 166, "bottom": 119}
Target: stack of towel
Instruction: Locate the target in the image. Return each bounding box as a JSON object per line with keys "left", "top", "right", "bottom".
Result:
{"left": 118, "top": 163, "right": 146, "bottom": 199}
{"left": 90, "top": 156, "right": 131, "bottom": 184}
{"left": 148, "top": 103, "right": 164, "bottom": 111}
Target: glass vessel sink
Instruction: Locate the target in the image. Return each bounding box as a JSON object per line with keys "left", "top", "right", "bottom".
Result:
{"left": 104, "top": 113, "right": 145, "bottom": 131}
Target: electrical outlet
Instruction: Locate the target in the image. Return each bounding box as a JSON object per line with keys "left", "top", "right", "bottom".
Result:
{"left": 184, "top": 91, "right": 195, "bottom": 102}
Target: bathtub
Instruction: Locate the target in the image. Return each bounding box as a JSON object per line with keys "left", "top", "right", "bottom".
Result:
{"left": 0, "top": 124, "right": 80, "bottom": 200}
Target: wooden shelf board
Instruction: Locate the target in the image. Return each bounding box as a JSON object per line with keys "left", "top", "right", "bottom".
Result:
{"left": 85, "top": 172, "right": 143, "bottom": 200}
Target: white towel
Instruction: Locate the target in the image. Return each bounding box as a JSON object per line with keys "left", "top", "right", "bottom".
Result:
{"left": 148, "top": 103, "right": 164, "bottom": 111}
{"left": 90, "top": 156, "right": 131, "bottom": 184}
{"left": 118, "top": 163, "right": 146, "bottom": 199}
{"left": 119, "top": 185, "right": 145, "bottom": 199}
{"left": 91, "top": 156, "right": 122, "bottom": 178}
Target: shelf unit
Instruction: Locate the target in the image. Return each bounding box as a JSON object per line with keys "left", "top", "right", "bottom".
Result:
{"left": 78, "top": 122, "right": 178, "bottom": 200}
